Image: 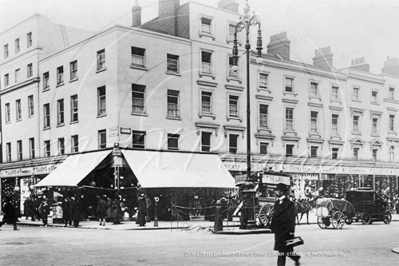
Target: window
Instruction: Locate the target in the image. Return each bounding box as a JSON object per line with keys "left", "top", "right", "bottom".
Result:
{"left": 70, "top": 60, "right": 77, "bottom": 80}
{"left": 58, "top": 138, "right": 65, "bottom": 155}
{"left": 71, "top": 135, "right": 79, "bottom": 153}
{"left": 331, "top": 86, "right": 339, "bottom": 100}
{"left": 229, "top": 95, "right": 239, "bottom": 117}
{"left": 286, "top": 144, "right": 294, "bottom": 157}
{"left": 201, "top": 132, "right": 211, "bottom": 152}
{"left": 167, "top": 134, "right": 179, "bottom": 150}
{"left": 285, "top": 77, "right": 293, "bottom": 93}
{"left": 390, "top": 146, "right": 395, "bottom": 162}
{"left": 27, "top": 32, "right": 32, "bottom": 47}
{"left": 260, "top": 142, "right": 268, "bottom": 155}
{"left": 98, "top": 130, "right": 107, "bottom": 149}
{"left": 15, "top": 69, "right": 20, "bottom": 83}
{"left": 201, "top": 51, "right": 212, "bottom": 74}
{"left": 16, "top": 99, "right": 21, "bottom": 121}
{"left": 332, "top": 147, "right": 339, "bottom": 159}
{"left": 201, "top": 91, "right": 212, "bottom": 114}
{"left": 372, "top": 149, "right": 378, "bottom": 161}
{"left": 132, "top": 84, "right": 145, "bottom": 113}
{"left": 15, "top": 38, "right": 20, "bottom": 53}
{"left": 332, "top": 114, "right": 339, "bottom": 135}
{"left": 44, "top": 140, "right": 50, "bottom": 157}
{"left": 57, "top": 66, "right": 64, "bottom": 85}
{"left": 201, "top": 17, "right": 212, "bottom": 34}
{"left": 29, "top": 138, "right": 35, "bottom": 159}
{"left": 17, "top": 140, "right": 22, "bottom": 160}
{"left": 97, "top": 49, "right": 105, "bottom": 70}
{"left": 353, "top": 148, "right": 359, "bottom": 160}
{"left": 71, "top": 95, "right": 78, "bottom": 122}
{"left": 97, "top": 86, "right": 106, "bottom": 116}
{"left": 352, "top": 87, "right": 360, "bottom": 101}
{"left": 259, "top": 73, "right": 268, "bottom": 88}
{"left": 372, "top": 117, "right": 378, "bottom": 135}
{"left": 28, "top": 95, "right": 34, "bottom": 117}
{"left": 132, "top": 131, "right": 145, "bottom": 149}
{"left": 285, "top": 107, "right": 294, "bottom": 131}
{"left": 229, "top": 24, "right": 236, "bottom": 40}
{"left": 310, "top": 146, "right": 318, "bottom": 158}
{"left": 353, "top": 115, "right": 360, "bottom": 133}
{"left": 131, "top": 47, "right": 145, "bottom": 67}
{"left": 4, "top": 44, "right": 8, "bottom": 58}
{"left": 310, "top": 82, "right": 318, "bottom": 97}
{"left": 371, "top": 91, "right": 378, "bottom": 103}
{"left": 43, "top": 72, "right": 49, "bottom": 89}
{"left": 228, "top": 56, "right": 238, "bottom": 77}
{"left": 167, "top": 54, "right": 179, "bottom": 73}
{"left": 4, "top": 74, "right": 9, "bottom": 86}
{"left": 310, "top": 111, "right": 318, "bottom": 133}
{"left": 5, "top": 103, "right": 10, "bottom": 123}
{"left": 259, "top": 104, "right": 268, "bottom": 128}
{"left": 167, "top": 90, "right": 179, "bottom": 117}
{"left": 43, "top": 103, "right": 50, "bottom": 128}
{"left": 229, "top": 134, "right": 238, "bottom": 154}
{"left": 6, "top": 143, "right": 11, "bottom": 162}
{"left": 389, "top": 87, "right": 395, "bottom": 100}
{"left": 57, "top": 99, "right": 64, "bottom": 125}
{"left": 27, "top": 63, "right": 33, "bottom": 78}
{"left": 389, "top": 114, "right": 395, "bottom": 132}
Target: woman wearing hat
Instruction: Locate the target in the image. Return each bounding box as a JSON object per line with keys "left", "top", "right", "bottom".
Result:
{"left": 270, "top": 183, "right": 300, "bottom": 266}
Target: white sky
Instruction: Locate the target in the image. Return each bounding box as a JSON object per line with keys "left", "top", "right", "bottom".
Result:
{"left": 1, "top": 0, "right": 398, "bottom": 74}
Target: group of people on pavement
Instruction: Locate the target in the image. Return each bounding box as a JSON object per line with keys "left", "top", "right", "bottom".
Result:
{"left": 95, "top": 195, "right": 130, "bottom": 226}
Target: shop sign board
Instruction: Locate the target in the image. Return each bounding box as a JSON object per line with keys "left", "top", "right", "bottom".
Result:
{"left": 262, "top": 174, "right": 290, "bottom": 185}
{"left": 109, "top": 126, "right": 119, "bottom": 137}
{"left": 0, "top": 164, "right": 58, "bottom": 178}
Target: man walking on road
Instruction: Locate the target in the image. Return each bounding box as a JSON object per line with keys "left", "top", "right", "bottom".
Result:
{"left": 270, "top": 183, "right": 300, "bottom": 266}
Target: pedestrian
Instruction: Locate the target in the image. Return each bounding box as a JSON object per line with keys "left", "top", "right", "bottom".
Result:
{"left": 106, "top": 197, "right": 113, "bottom": 223}
{"left": 38, "top": 198, "right": 51, "bottom": 227}
{"left": 111, "top": 196, "right": 122, "bottom": 224}
{"left": 61, "top": 195, "right": 72, "bottom": 227}
{"left": 136, "top": 194, "right": 146, "bottom": 226}
{"left": 96, "top": 196, "right": 107, "bottom": 226}
{"left": 270, "top": 183, "right": 300, "bottom": 266}
{"left": 0, "top": 196, "right": 19, "bottom": 231}
{"left": 70, "top": 196, "right": 82, "bottom": 227}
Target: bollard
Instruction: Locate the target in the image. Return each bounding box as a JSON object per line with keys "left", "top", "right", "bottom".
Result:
{"left": 154, "top": 197, "right": 159, "bottom": 227}
{"left": 214, "top": 200, "right": 222, "bottom": 233}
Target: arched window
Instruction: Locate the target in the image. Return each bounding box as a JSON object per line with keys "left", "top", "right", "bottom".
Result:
{"left": 389, "top": 146, "right": 395, "bottom": 162}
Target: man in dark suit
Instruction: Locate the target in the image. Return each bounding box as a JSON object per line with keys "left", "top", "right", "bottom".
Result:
{"left": 270, "top": 183, "right": 300, "bottom": 266}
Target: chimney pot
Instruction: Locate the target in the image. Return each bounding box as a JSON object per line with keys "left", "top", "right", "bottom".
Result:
{"left": 313, "top": 46, "right": 333, "bottom": 70}
{"left": 267, "top": 32, "right": 290, "bottom": 60}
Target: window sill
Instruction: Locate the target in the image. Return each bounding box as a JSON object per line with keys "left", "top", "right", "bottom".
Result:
{"left": 43, "top": 87, "right": 50, "bottom": 92}
{"left": 199, "top": 32, "right": 215, "bottom": 40}
{"left": 131, "top": 112, "right": 148, "bottom": 117}
{"left": 166, "top": 116, "right": 181, "bottom": 121}
{"left": 199, "top": 113, "right": 216, "bottom": 119}
{"left": 309, "top": 95, "right": 321, "bottom": 101}
{"left": 97, "top": 113, "right": 107, "bottom": 118}
{"left": 70, "top": 120, "right": 79, "bottom": 124}
{"left": 57, "top": 123, "right": 65, "bottom": 128}
{"left": 388, "top": 131, "right": 397, "bottom": 135}
{"left": 371, "top": 102, "right": 380, "bottom": 105}
{"left": 166, "top": 71, "right": 181, "bottom": 76}
{"left": 130, "top": 64, "right": 147, "bottom": 71}
{"left": 352, "top": 99, "right": 361, "bottom": 103}
{"left": 330, "top": 99, "right": 341, "bottom": 104}
{"left": 258, "top": 87, "right": 271, "bottom": 94}
{"left": 227, "top": 76, "right": 242, "bottom": 84}
{"left": 56, "top": 82, "right": 64, "bottom": 88}
{"left": 283, "top": 91, "right": 298, "bottom": 96}
{"left": 371, "top": 133, "right": 380, "bottom": 137}
{"left": 96, "top": 68, "right": 106, "bottom": 74}
{"left": 43, "top": 126, "right": 51, "bottom": 131}
{"left": 352, "top": 131, "right": 362, "bottom": 136}
{"left": 69, "top": 78, "right": 78, "bottom": 83}
{"left": 226, "top": 116, "right": 242, "bottom": 122}
{"left": 28, "top": 115, "right": 34, "bottom": 119}
{"left": 309, "top": 133, "right": 322, "bottom": 138}
{"left": 199, "top": 72, "right": 215, "bottom": 80}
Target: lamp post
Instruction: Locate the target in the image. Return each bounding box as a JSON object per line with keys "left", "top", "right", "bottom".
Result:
{"left": 232, "top": 0, "right": 263, "bottom": 229}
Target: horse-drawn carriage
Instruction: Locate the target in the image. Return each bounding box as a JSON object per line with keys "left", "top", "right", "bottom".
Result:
{"left": 315, "top": 198, "right": 356, "bottom": 229}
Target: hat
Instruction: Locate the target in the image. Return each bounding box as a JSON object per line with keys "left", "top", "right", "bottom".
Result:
{"left": 275, "top": 183, "right": 288, "bottom": 193}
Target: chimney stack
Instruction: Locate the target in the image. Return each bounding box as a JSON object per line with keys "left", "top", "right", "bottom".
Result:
{"left": 382, "top": 56, "right": 399, "bottom": 77}
{"left": 218, "top": 0, "right": 239, "bottom": 13}
{"left": 313, "top": 46, "right": 333, "bottom": 70}
{"left": 266, "top": 32, "right": 290, "bottom": 60}
{"left": 158, "top": 0, "right": 180, "bottom": 35}
{"left": 132, "top": 0, "right": 141, "bottom": 27}
{"left": 349, "top": 57, "right": 369, "bottom": 72}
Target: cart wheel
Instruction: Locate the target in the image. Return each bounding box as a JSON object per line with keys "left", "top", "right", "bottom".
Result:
{"left": 332, "top": 211, "right": 345, "bottom": 229}
{"left": 361, "top": 212, "right": 372, "bottom": 225}
{"left": 317, "top": 217, "right": 328, "bottom": 229}
{"left": 258, "top": 204, "right": 274, "bottom": 226}
{"left": 384, "top": 212, "right": 392, "bottom": 224}
{"left": 345, "top": 217, "right": 353, "bottom": 225}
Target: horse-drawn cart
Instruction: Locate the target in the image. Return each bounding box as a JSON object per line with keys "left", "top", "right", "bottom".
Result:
{"left": 315, "top": 198, "right": 356, "bottom": 229}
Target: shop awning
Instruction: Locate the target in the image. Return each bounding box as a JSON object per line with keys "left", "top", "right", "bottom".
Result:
{"left": 34, "top": 150, "right": 111, "bottom": 187}
{"left": 121, "top": 150, "right": 235, "bottom": 188}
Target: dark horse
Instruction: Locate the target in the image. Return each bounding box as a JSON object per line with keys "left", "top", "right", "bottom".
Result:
{"left": 294, "top": 200, "right": 311, "bottom": 225}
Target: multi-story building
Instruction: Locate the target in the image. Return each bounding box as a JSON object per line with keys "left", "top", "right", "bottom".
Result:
{"left": 0, "top": 0, "right": 398, "bottom": 214}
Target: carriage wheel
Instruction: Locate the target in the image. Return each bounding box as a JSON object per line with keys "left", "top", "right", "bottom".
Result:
{"left": 361, "top": 212, "right": 372, "bottom": 225}
{"left": 384, "top": 212, "right": 392, "bottom": 225}
{"left": 317, "top": 217, "right": 328, "bottom": 229}
{"left": 258, "top": 204, "right": 274, "bottom": 226}
{"left": 332, "top": 211, "right": 345, "bottom": 229}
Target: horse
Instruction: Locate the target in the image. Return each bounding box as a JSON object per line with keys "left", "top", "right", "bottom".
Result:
{"left": 294, "top": 200, "right": 311, "bottom": 225}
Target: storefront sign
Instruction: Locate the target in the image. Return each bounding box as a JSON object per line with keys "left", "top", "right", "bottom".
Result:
{"left": 0, "top": 164, "right": 58, "bottom": 177}
{"left": 292, "top": 174, "right": 319, "bottom": 180}
{"left": 262, "top": 174, "right": 290, "bottom": 185}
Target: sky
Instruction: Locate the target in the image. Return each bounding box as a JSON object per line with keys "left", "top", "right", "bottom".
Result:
{"left": 1, "top": 0, "right": 398, "bottom": 74}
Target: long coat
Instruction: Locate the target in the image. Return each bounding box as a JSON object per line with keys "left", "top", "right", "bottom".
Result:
{"left": 2, "top": 201, "right": 18, "bottom": 224}
{"left": 61, "top": 198, "right": 72, "bottom": 220}
{"left": 136, "top": 197, "right": 146, "bottom": 226}
{"left": 270, "top": 197, "right": 296, "bottom": 252}
{"left": 96, "top": 199, "right": 107, "bottom": 219}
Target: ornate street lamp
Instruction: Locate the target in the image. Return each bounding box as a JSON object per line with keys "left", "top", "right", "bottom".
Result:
{"left": 232, "top": 0, "right": 263, "bottom": 229}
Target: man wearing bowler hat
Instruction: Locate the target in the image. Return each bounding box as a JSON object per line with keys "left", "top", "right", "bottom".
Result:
{"left": 270, "top": 183, "right": 300, "bottom": 266}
